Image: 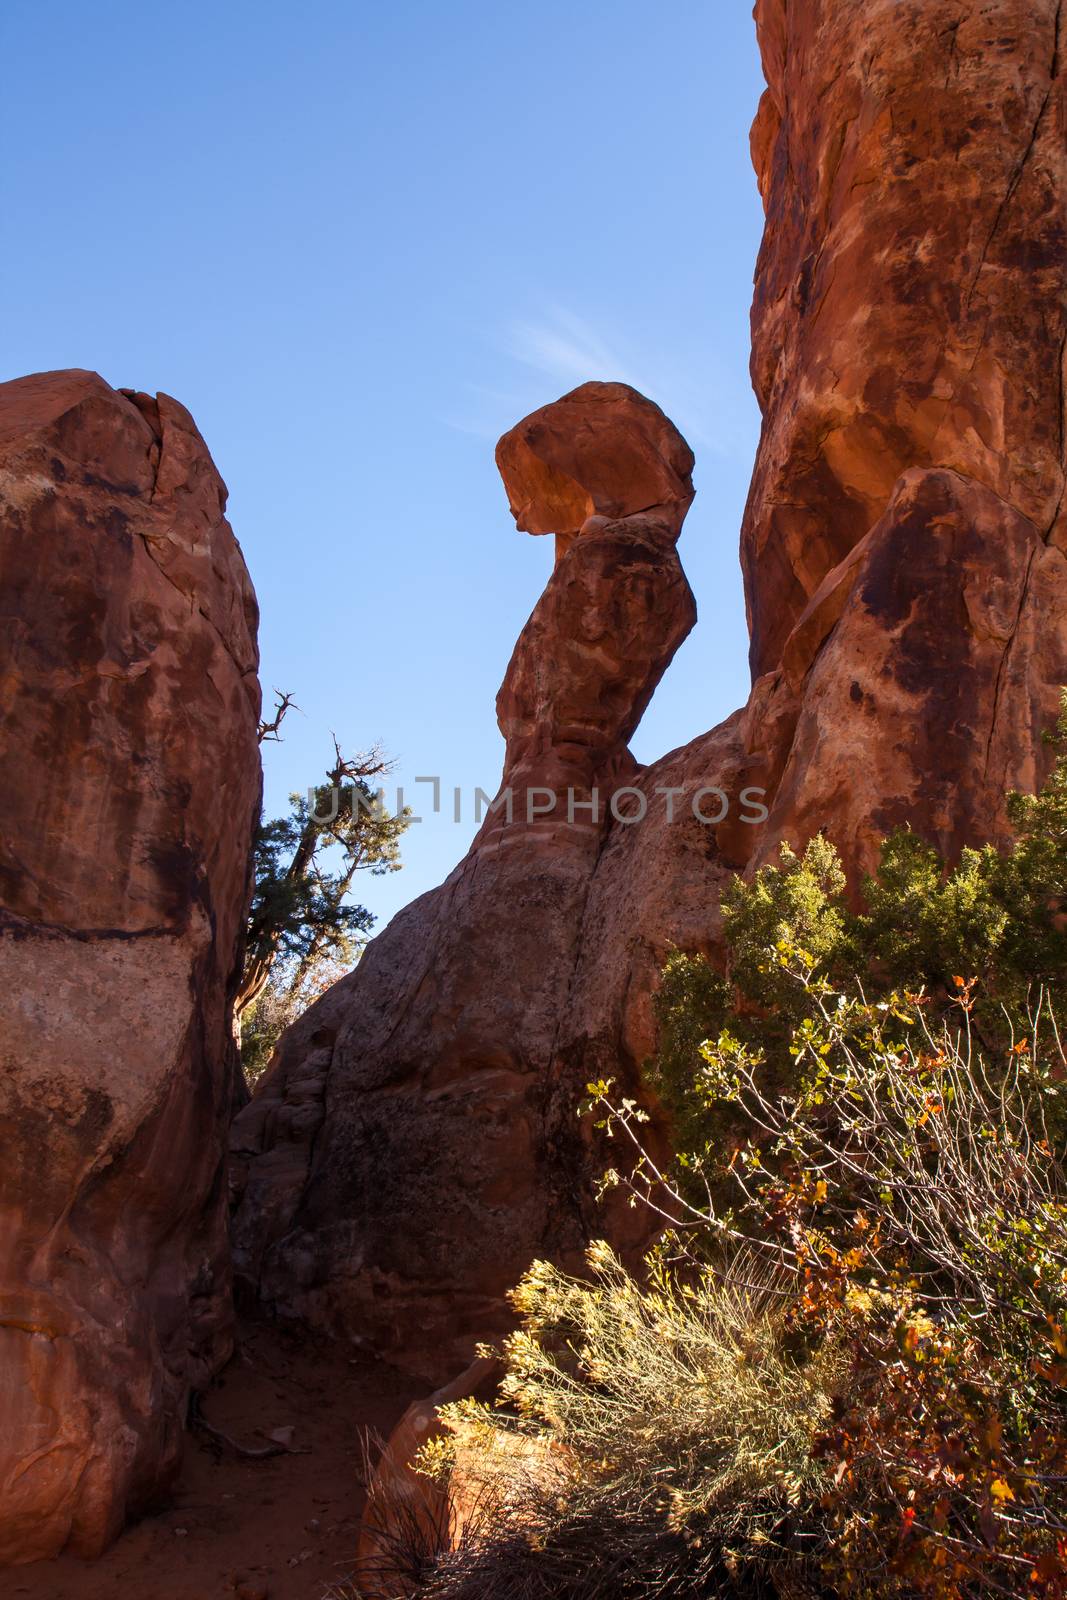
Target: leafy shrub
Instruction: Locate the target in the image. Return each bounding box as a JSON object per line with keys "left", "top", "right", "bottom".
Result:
{"left": 593, "top": 961, "right": 1067, "bottom": 1595}
{"left": 652, "top": 699, "right": 1067, "bottom": 1171}
{"left": 403, "top": 984, "right": 1066, "bottom": 1598}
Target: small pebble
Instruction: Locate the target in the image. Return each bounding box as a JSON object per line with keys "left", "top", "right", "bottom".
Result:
{"left": 235, "top": 1582, "right": 270, "bottom": 1600}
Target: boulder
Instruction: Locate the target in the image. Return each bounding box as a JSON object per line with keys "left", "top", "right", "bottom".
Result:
{"left": 355, "top": 1356, "right": 502, "bottom": 1598}
{"left": 496, "top": 379, "right": 694, "bottom": 561}
{"left": 0, "top": 370, "right": 261, "bottom": 1561}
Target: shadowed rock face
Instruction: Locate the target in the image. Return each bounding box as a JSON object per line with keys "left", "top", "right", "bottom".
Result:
{"left": 233, "top": 0, "right": 1066, "bottom": 1385}
{"left": 0, "top": 370, "right": 261, "bottom": 1563}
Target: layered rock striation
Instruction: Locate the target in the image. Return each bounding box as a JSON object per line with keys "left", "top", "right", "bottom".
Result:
{"left": 0, "top": 370, "right": 261, "bottom": 1562}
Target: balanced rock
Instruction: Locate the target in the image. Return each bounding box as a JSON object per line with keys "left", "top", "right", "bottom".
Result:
{"left": 229, "top": 385, "right": 697, "bottom": 1378}
{"left": 496, "top": 379, "right": 695, "bottom": 561}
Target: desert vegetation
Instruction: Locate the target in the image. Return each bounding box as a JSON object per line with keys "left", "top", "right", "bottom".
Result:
{"left": 363, "top": 705, "right": 1067, "bottom": 1598}
{"left": 239, "top": 704, "right": 409, "bottom": 1081}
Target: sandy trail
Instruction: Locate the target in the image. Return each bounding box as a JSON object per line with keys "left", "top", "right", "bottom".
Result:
{"left": 9, "top": 1314, "right": 417, "bottom": 1600}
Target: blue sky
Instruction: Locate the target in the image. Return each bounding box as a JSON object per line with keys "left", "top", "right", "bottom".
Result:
{"left": 2, "top": 1, "right": 767, "bottom": 931}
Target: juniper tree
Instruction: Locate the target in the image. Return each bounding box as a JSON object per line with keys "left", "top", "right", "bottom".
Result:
{"left": 237, "top": 708, "right": 409, "bottom": 1037}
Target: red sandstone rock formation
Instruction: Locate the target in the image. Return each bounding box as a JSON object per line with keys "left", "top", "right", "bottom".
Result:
{"left": 230, "top": 384, "right": 697, "bottom": 1378}
{"left": 744, "top": 0, "right": 1066, "bottom": 679}
{"left": 233, "top": 0, "right": 1066, "bottom": 1401}
{"left": 0, "top": 371, "right": 261, "bottom": 1563}
{"left": 355, "top": 1355, "right": 502, "bottom": 1599}
{"left": 496, "top": 380, "right": 695, "bottom": 562}
{"left": 493, "top": 384, "right": 695, "bottom": 843}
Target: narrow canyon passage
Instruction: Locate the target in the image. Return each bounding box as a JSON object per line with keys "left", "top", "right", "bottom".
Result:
{"left": 9, "top": 1320, "right": 416, "bottom": 1600}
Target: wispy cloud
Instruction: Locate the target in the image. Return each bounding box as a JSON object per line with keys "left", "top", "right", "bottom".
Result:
{"left": 443, "top": 303, "right": 759, "bottom": 463}
{"left": 504, "top": 306, "right": 639, "bottom": 389}
{"left": 497, "top": 304, "right": 754, "bottom": 459}
{"left": 441, "top": 382, "right": 542, "bottom": 442}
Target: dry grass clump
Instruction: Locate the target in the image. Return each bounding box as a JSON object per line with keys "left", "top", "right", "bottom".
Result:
{"left": 351, "top": 1244, "right": 843, "bottom": 1600}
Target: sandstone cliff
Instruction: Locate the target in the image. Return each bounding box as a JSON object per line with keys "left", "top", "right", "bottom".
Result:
{"left": 232, "top": 0, "right": 1066, "bottom": 1384}
{"left": 0, "top": 371, "right": 261, "bottom": 1562}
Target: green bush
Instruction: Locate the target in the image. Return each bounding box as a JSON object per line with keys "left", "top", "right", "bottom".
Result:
{"left": 598, "top": 964, "right": 1067, "bottom": 1596}
{"left": 651, "top": 699, "right": 1067, "bottom": 1174}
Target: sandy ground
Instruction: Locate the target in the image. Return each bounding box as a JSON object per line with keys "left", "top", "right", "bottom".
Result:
{"left": 9, "top": 1315, "right": 418, "bottom": 1600}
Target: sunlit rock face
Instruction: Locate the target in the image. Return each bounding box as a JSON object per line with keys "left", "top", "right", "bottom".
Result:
{"left": 0, "top": 370, "right": 261, "bottom": 1563}
{"left": 233, "top": 0, "right": 1066, "bottom": 1384}
{"left": 743, "top": 0, "right": 1066, "bottom": 678}
{"left": 495, "top": 378, "right": 695, "bottom": 560}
